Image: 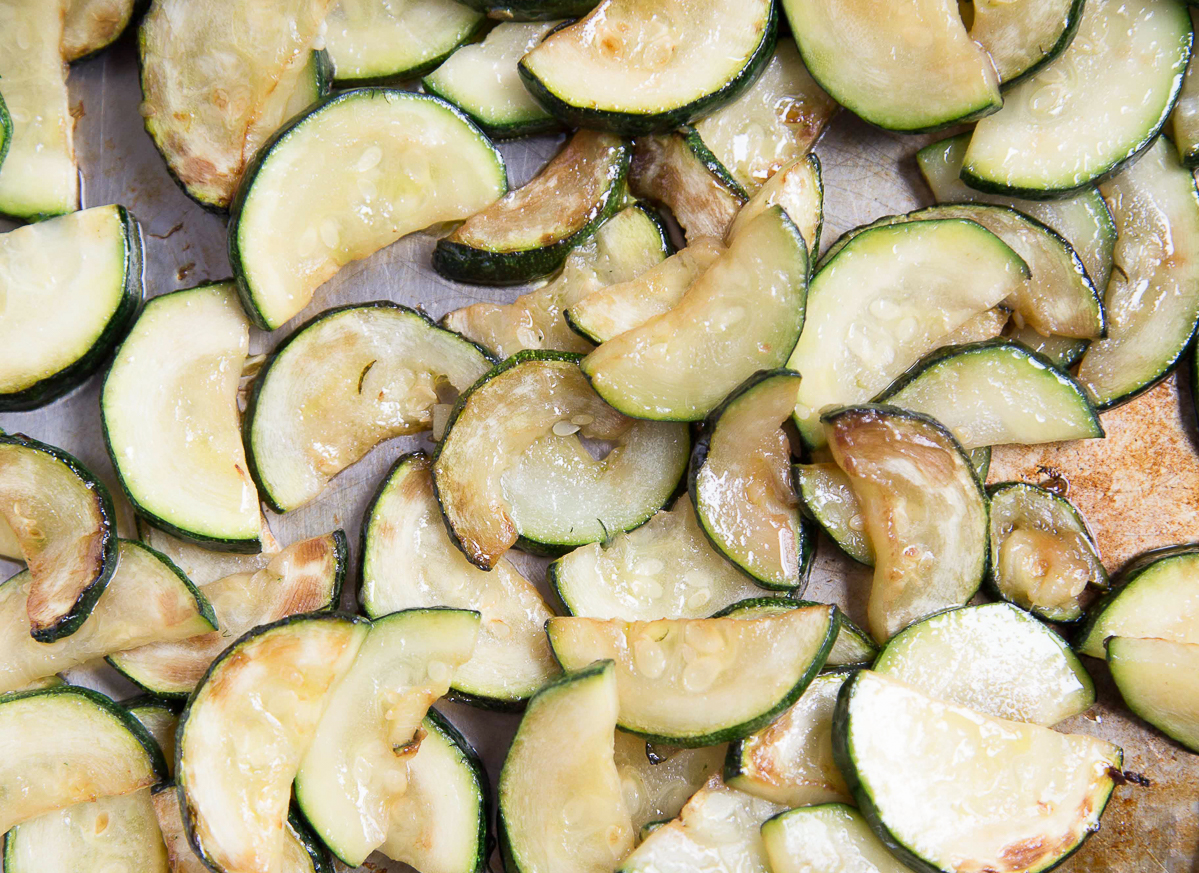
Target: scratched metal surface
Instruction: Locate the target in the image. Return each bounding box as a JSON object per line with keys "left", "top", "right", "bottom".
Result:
{"left": 1, "top": 26, "right": 1197, "bottom": 873}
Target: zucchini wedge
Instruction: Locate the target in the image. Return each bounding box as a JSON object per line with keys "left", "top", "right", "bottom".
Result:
{"left": 726, "top": 154, "right": 822, "bottom": 253}
{"left": 433, "top": 131, "right": 630, "bottom": 285}
{"left": 1173, "top": 10, "right": 1199, "bottom": 168}
{"left": 690, "top": 370, "right": 810, "bottom": 590}
{"left": 443, "top": 203, "right": 669, "bottom": 358}
{"left": 325, "top": 0, "right": 483, "bottom": 85}
{"left": 108, "top": 532, "right": 346, "bottom": 698}
{"left": 0, "top": 541, "right": 216, "bottom": 694}
{"left": 613, "top": 731, "right": 726, "bottom": 834}
{"left": 177, "top": 613, "right": 368, "bottom": 873}
{"left": 230, "top": 89, "right": 507, "bottom": 330}
{"left": 961, "top": 0, "right": 1191, "bottom": 197}
{"left": 546, "top": 606, "right": 835, "bottom": 745}
{"left": 518, "top": 0, "right": 776, "bottom": 135}
{"left": 422, "top": 21, "right": 563, "bottom": 139}
{"left": 0, "top": 685, "right": 166, "bottom": 834}
{"left": 970, "top": 0, "right": 1084, "bottom": 87}
{"left": 295, "top": 608, "right": 479, "bottom": 866}
{"left": 138, "top": 518, "right": 280, "bottom": 587}
{"left": 0, "top": 0, "right": 78, "bottom": 220}
{"left": 713, "top": 598, "right": 879, "bottom": 668}
{"left": 789, "top": 219, "right": 1029, "bottom": 448}
{"left": 1005, "top": 324, "right": 1088, "bottom": 369}
{"left": 0, "top": 434, "right": 117, "bottom": 642}
{"left": 127, "top": 698, "right": 178, "bottom": 778}
{"left": 432, "top": 351, "right": 689, "bottom": 568}
{"left": 102, "top": 283, "right": 261, "bottom": 552}
{"left": 360, "top": 453, "right": 557, "bottom": 708}
{"left": 793, "top": 463, "right": 874, "bottom": 566}
{"left": 1107, "top": 636, "right": 1199, "bottom": 754}
{"left": 583, "top": 206, "right": 807, "bottom": 421}
{"left": 823, "top": 406, "right": 989, "bottom": 642}
{"left": 989, "top": 482, "right": 1107, "bottom": 622}
{"left": 834, "top": 671, "right": 1122, "bottom": 873}
{"left": 458, "top": 0, "right": 595, "bottom": 18}
{"left": 498, "top": 662, "right": 635, "bottom": 873}
{"left": 873, "top": 602, "right": 1094, "bottom": 725}
{"left": 782, "top": 0, "right": 999, "bottom": 133}
{"left": 0, "top": 206, "right": 143, "bottom": 412}
{"left": 246, "top": 303, "right": 492, "bottom": 513}
{"left": 1077, "top": 138, "right": 1199, "bottom": 409}
{"left": 761, "top": 804, "right": 912, "bottom": 873}
{"left": 629, "top": 134, "right": 746, "bottom": 241}
{"left": 63, "top": 0, "right": 137, "bottom": 62}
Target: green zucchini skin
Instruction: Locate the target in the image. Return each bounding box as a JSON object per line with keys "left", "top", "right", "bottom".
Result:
{"left": 0, "top": 91, "right": 10, "bottom": 179}
{"left": 424, "top": 706, "right": 494, "bottom": 873}
{"left": 679, "top": 126, "right": 750, "bottom": 200}
{"left": 0, "top": 208, "right": 145, "bottom": 412}
{"left": 457, "top": 0, "right": 597, "bottom": 20}
{"left": 287, "top": 809, "right": 335, "bottom": 873}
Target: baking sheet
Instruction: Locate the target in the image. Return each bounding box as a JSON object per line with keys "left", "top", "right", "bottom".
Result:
{"left": 2, "top": 26, "right": 1197, "bottom": 873}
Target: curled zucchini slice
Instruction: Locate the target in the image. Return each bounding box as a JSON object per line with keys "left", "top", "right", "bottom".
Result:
{"left": 547, "top": 606, "right": 835, "bottom": 746}
{"left": 793, "top": 463, "right": 874, "bottom": 566}
{"left": 230, "top": 89, "right": 507, "bottom": 330}
{"left": 0, "top": 434, "right": 117, "bottom": 642}
{"left": 726, "top": 154, "right": 822, "bottom": 253}
{"left": 970, "top": 0, "right": 1084, "bottom": 87}
{"left": 1107, "top": 636, "right": 1199, "bottom": 753}
{"left": 713, "top": 598, "right": 878, "bottom": 668}
{"left": 613, "top": 731, "right": 725, "bottom": 834}
{"left": 63, "top": 0, "right": 137, "bottom": 62}
{"left": 629, "top": 134, "right": 746, "bottom": 241}
{"left": 434, "top": 131, "right": 630, "bottom": 285}
{"left": 834, "top": 671, "right": 1122, "bottom": 873}
{"left": 432, "top": 351, "right": 689, "bottom": 568}
{"left": 1173, "top": 12, "right": 1199, "bottom": 168}
{"left": 824, "top": 406, "right": 988, "bottom": 642}
{"left": 138, "top": 518, "right": 280, "bottom": 587}
{"left": 127, "top": 698, "right": 178, "bottom": 778}
{"left": 761, "top": 804, "right": 912, "bottom": 873}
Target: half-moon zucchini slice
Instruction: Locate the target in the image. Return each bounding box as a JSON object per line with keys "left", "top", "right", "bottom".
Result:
{"left": 970, "top": 0, "right": 1084, "bottom": 87}
{"left": 102, "top": 283, "right": 261, "bottom": 552}
{"left": 127, "top": 698, "right": 178, "bottom": 778}
{"left": 458, "top": 0, "right": 596, "bottom": 18}
{"left": 726, "top": 154, "right": 822, "bottom": 253}
{"left": 432, "top": 351, "right": 689, "bottom": 569}
{"left": 0, "top": 433, "right": 118, "bottom": 642}
{"left": 63, "top": 0, "right": 137, "bottom": 62}
{"left": 230, "top": 89, "right": 508, "bottom": 330}
{"left": 137, "top": 518, "right": 280, "bottom": 587}
{"left": 713, "top": 597, "right": 879, "bottom": 668}
{"left": 1173, "top": 13, "right": 1199, "bottom": 168}
{"left": 793, "top": 463, "right": 874, "bottom": 566}
{"left": 546, "top": 607, "right": 835, "bottom": 745}
{"left": 629, "top": 133, "right": 746, "bottom": 241}
{"left": 761, "top": 804, "right": 920, "bottom": 873}
{"left": 1107, "top": 636, "right": 1199, "bottom": 753}
{"left": 612, "top": 730, "right": 726, "bottom": 835}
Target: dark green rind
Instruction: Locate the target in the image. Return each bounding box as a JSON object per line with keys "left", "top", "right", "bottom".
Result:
{"left": 0, "top": 92, "right": 10, "bottom": 180}
{"left": 969, "top": 446, "right": 992, "bottom": 481}
{"left": 421, "top": 707, "right": 493, "bottom": 873}
{"left": 421, "top": 77, "right": 565, "bottom": 141}
{"left": 991, "top": 0, "right": 1086, "bottom": 90}
{"left": 124, "top": 694, "right": 182, "bottom": 718}
{"left": 679, "top": 126, "right": 751, "bottom": 200}
{"left": 457, "top": 0, "right": 598, "bottom": 21}
{"left": 287, "top": 809, "right": 335, "bottom": 873}
{"left": 331, "top": 20, "right": 488, "bottom": 87}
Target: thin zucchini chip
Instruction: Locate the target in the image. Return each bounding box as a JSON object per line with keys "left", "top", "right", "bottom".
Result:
{"left": 63, "top": 0, "right": 137, "bottom": 62}
{"left": 246, "top": 303, "right": 492, "bottom": 513}
{"left": 988, "top": 482, "right": 1107, "bottom": 623}
{"left": 629, "top": 133, "right": 746, "bottom": 241}
{"left": 1006, "top": 324, "right": 1088, "bottom": 369}
{"left": 970, "top": 0, "right": 1084, "bottom": 86}
{"left": 138, "top": 518, "right": 280, "bottom": 587}
{"left": 823, "top": 406, "right": 988, "bottom": 642}
{"left": 108, "top": 532, "right": 346, "bottom": 698}
{"left": 361, "top": 453, "right": 558, "bottom": 708}
{"left": 1077, "top": 138, "right": 1199, "bottom": 408}
{"left": 1172, "top": 10, "right": 1199, "bottom": 167}
{"left": 443, "top": 203, "right": 669, "bottom": 358}
{"left": 518, "top": 0, "right": 776, "bottom": 135}
{"left": 0, "top": 206, "right": 143, "bottom": 412}
{"left": 102, "top": 283, "right": 261, "bottom": 552}
{"left": 613, "top": 731, "right": 725, "bottom": 834}
{"left": 432, "top": 351, "right": 689, "bottom": 569}
{"left": 458, "top": 0, "right": 596, "bottom": 19}
{"left": 961, "top": 0, "right": 1191, "bottom": 197}
{"left": 498, "top": 662, "right": 635, "bottom": 873}
{"left": 834, "top": 671, "right": 1122, "bottom": 873}
{"left": 761, "top": 804, "right": 912, "bottom": 873}
{"left": 127, "top": 698, "right": 178, "bottom": 778}
{"left": 726, "top": 154, "right": 822, "bottom": 253}
{"left": 0, "top": 434, "right": 117, "bottom": 642}
{"left": 546, "top": 607, "right": 835, "bottom": 745}
{"left": 295, "top": 609, "right": 479, "bottom": 866}
{"left": 690, "top": 370, "right": 811, "bottom": 590}
{"left": 583, "top": 206, "right": 807, "bottom": 421}
{"left": 230, "top": 89, "right": 508, "bottom": 330}
{"left": 1107, "top": 636, "right": 1199, "bottom": 753}
{"left": 434, "top": 131, "right": 630, "bottom": 285}
{"left": 793, "top": 463, "right": 874, "bottom": 566}
{"left": 0, "top": 541, "right": 217, "bottom": 694}
{"left": 713, "top": 597, "right": 878, "bottom": 669}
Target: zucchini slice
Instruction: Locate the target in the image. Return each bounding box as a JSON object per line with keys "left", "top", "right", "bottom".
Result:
{"left": 873, "top": 602, "right": 1094, "bottom": 725}
{"left": 422, "top": 21, "right": 563, "bottom": 139}
{"left": 432, "top": 351, "right": 689, "bottom": 568}
{"left": 0, "top": 434, "right": 117, "bottom": 643}
{"left": 498, "top": 662, "right": 635, "bottom": 873}
{"left": 690, "top": 370, "right": 810, "bottom": 590}
{"left": 138, "top": 518, "right": 280, "bottom": 587}
{"left": 246, "top": 303, "right": 492, "bottom": 513}
{"left": 518, "top": 0, "right": 776, "bottom": 135}
{"left": 876, "top": 340, "right": 1102, "bottom": 450}
{"left": 988, "top": 481, "right": 1107, "bottom": 622}
{"left": 723, "top": 672, "right": 851, "bottom": 808}
{"left": 613, "top": 731, "right": 725, "bottom": 834}
{"left": 1173, "top": 11, "right": 1199, "bottom": 168}
{"left": 961, "top": 0, "right": 1191, "bottom": 197}
{"left": 1076, "top": 138, "right": 1199, "bottom": 408}
{"left": 325, "top": 0, "right": 483, "bottom": 85}
{"left": 794, "top": 463, "right": 874, "bottom": 566}
{"left": 63, "top": 0, "right": 137, "bottom": 62}
{"left": 726, "top": 154, "right": 822, "bottom": 253}
{"left": 108, "top": 532, "right": 346, "bottom": 698}
{"left": 360, "top": 453, "right": 558, "bottom": 708}
{"left": 0, "top": 685, "right": 166, "bottom": 834}
{"left": 127, "top": 698, "right": 178, "bottom": 778}
{"left": 1107, "top": 636, "right": 1199, "bottom": 753}
{"left": 230, "top": 89, "right": 507, "bottom": 331}
{"left": 582, "top": 206, "right": 807, "bottom": 421}
{"left": 177, "top": 613, "right": 368, "bottom": 873}
{"left": 0, "top": 541, "right": 216, "bottom": 694}
{"left": 834, "top": 670, "right": 1122, "bottom": 873}
{"left": 0, "top": 206, "right": 143, "bottom": 412}
{"left": 970, "top": 0, "right": 1084, "bottom": 87}
{"left": 0, "top": 0, "right": 78, "bottom": 220}
{"left": 782, "top": 0, "right": 999, "bottom": 133}
{"left": 458, "top": 0, "right": 595, "bottom": 18}
{"left": 1006, "top": 324, "right": 1088, "bottom": 369}
{"left": 443, "top": 203, "right": 669, "bottom": 358}
{"left": 823, "top": 406, "right": 988, "bottom": 642}
{"left": 761, "top": 804, "right": 912, "bottom": 873}
{"left": 102, "top": 283, "right": 261, "bottom": 551}
{"left": 546, "top": 606, "right": 835, "bottom": 745}
{"left": 295, "top": 608, "right": 479, "bottom": 866}
{"left": 433, "top": 131, "right": 630, "bottom": 285}
{"left": 789, "top": 219, "right": 1029, "bottom": 448}
{"left": 713, "top": 598, "right": 879, "bottom": 668}
{"left": 629, "top": 134, "right": 746, "bottom": 241}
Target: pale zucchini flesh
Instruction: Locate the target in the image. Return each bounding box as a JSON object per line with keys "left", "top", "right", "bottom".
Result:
{"left": 970, "top": 0, "right": 1084, "bottom": 86}
{"left": 629, "top": 134, "right": 746, "bottom": 242}
{"left": 1107, "top": 636, "right": 1199, "bottom": 753}
{"left": 793, "top": 462, "right": 874, "bottom": 566}
{"left": 612, "top": 731, "right": 726, "bottom": 835}
{"left": 726, "top": 154, "right": 822, "bottom": 253}
{"left": 1006, "top": 324, "right": 1088, "bottom": 369}
{"left": 761, "top": 804, "right": 911, "bottom": 873}
{"left": 64, "top": 0, "right": 136, "bottom": 61}
{"left": 1173, "top": 9, "right": 1199, "bottom": 167}
{"left": 127, "top": 698, "right": 178, "bottom": 778}
{"left": 137, "top": 518, "right": 280, "bottom": 587}
{"left": 713, "top": 598, "right": 879, "bottom": 669}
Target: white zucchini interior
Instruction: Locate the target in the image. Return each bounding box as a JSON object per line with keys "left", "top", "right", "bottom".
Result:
{"left": 727, "top": 154, "right": 821, "bottom": 252}
{"left": 63, "top": 0, "right": 137, "bottom": 61}
{"left": 324, "top": 0, "right": 482, "bottom": 82}
{"left": 612, "top": 731, "right": 725, "bottom": 834}
{"left": 761, "top": 804, "right": 911, "bottom": 873}
{"left": 1107, "top": 636, "right": 1199, "bottom": 753}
